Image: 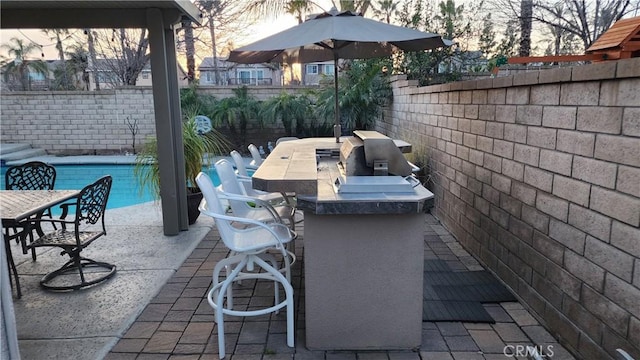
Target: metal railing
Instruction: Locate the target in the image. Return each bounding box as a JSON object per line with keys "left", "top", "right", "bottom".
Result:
{"left": 227, "top": 78, "right": 273, "bottom": 86}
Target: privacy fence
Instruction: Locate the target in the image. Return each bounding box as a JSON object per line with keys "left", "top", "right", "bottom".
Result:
{"left": 0, "top": 86, "right": 301, "bottom": 155}
{"left": 377, "top": 58, "right": 639, "bottom": 359}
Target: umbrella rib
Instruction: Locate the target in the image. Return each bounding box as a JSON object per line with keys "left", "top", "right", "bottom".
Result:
{"left": 314, "top": 42, "right": 334, "bottom": 50}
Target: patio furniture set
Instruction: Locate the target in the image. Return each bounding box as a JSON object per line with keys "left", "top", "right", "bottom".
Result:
{"left": 1, "top": 161, "right": 116, "bottom": 298}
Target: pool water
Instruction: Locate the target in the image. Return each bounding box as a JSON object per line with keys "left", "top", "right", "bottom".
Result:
{"left": 0, "top": 164, "right": 222, "bottom": 210}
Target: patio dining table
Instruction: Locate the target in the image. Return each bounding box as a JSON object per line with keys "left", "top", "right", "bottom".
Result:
{"left": 1, "top": 189, "right": 80, "bottom": 298}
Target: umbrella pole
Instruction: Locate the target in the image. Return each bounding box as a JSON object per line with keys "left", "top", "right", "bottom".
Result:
{"left": 333, "top": 52, "right": 341, "bottom": 143}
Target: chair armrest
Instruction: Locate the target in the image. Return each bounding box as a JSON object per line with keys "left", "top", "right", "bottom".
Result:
{"left": 58, "top": 201, "right": 77, "bottom": 219}
{"left": 198, "top": 202, "right": 295, "bottom": 251}
{"left": 217, "top": 191, "right": 284, "bottom": 223}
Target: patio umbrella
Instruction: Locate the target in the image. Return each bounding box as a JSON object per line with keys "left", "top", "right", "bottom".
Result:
{"left": 228, "top": 7, "right": 451, "bottom": 142}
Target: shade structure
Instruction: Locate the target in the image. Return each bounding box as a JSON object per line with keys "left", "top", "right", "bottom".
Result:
{"left": 229, "top": 7, "right": 451, "bottom": 142}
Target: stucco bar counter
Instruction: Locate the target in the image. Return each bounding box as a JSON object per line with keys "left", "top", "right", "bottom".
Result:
{"left": 252, "top": 136, "right": 434, "bottom": 350}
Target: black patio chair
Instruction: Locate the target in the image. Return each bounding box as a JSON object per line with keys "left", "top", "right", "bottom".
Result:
{"left": 27, "top": 175, "right": 116, "bottom": 291}
{"left": 4, "top": 161, "right": 57, "bottom": 260}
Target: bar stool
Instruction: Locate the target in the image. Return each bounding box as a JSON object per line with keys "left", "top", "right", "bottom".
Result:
{"left": 196, "top": 172, "right": 296, "bottom": 359}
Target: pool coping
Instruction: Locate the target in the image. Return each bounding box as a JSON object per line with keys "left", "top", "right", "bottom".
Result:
{"left": 3, "top": 154, "right": 237, "bottom": 166}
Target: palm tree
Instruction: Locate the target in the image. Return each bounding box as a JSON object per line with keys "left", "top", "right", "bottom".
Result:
{"left": 262, "top": 92, "right": 313, "bottom": 137}
{"left": 64, "top": 43, "right": 90, "bottom": 90}
{"left": 315, "top": 59, "right": 391, "bottom": 132}
{"left": 372, "top": 0, "right": 399, "bottom": 23}
{"left": 210, "top": 86, "right": 261, "bottom": 149}
{"left": 44, "top": 29, "right": 75, "bottom": 90}
{"left": 1, "top": 37, "right": 49, "bottom": 91}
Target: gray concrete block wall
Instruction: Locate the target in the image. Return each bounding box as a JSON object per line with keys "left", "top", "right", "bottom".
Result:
{"left": 0, "top": 86, "right": 305, "bottom": 154}
{"left": 378, "top": 58, "right": 640, "bottom": 360}
{"left": 0, "top": 88, "right": 157, "bottom": 154}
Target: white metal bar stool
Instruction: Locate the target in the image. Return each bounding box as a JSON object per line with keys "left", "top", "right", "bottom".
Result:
{"left": 196, "top": 172, "right": 296, "bottom": 359}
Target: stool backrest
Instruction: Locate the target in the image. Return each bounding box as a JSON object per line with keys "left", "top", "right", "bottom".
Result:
{"left": 215, "top": 159, "right": 259, "bottom": 219}
{"left": 248, "top": 144, "right": 263, "bottom": 167}
{"left": 196, "top": 171, "right": 241, "bottom": 251}
{"left": 230, "top": 150, "right": 249, "bottom": 177}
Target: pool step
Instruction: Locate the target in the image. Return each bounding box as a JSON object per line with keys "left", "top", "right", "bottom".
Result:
{"left": 0, "top": 143, "right": 48, "bottom": 165}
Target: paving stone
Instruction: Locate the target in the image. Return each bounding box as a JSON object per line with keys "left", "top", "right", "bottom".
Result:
{"left": 522, "top": 325, "right": 556, "bottom": 344}
{"left": 355, "top": 352, "right": 389, "bottom": 360}
{"left": 143, "top": 331, "right": 182, "bottom": 353}
{"left": 451, "top": 352, "right": 485, "bottom": 360}
{"left": 444, "top": 336, "right": 480, "bottom": 351}
{"left": 165, "top": 310, "right": 196, "bottom": 322}
{"left": 418, "top": 352, "right": 454, "bottom": 360}
{"left": 468, "top": 330, "right": 507, "bottom": 354}
{"left": 492, "top": 323, "right": 530, "bottom": 342}
{"left": 422, "top": 329, "right": 449, "bottom": 351}
{"left": 502, "top": 309, "right": 538, "bottom": 327}
{"left": 233, "top": 344, "right": 265, "bottom": 354}
{"left": 437, "top": 322, "right": 470, "bottom": 336}
{"left": 172, "top": 297, "right": 203, "bottom": 311}
{"left": 483, "top": 304, "right": 514, "bottom": 323}
{"left": 180, "top": 322, "right": 214, "bottom": 344}
{"left": 158, "top": 321, "right": 189, "bottom": 332}
{"left": 123, "top": 321, "right": 161, "bottom": 338}
{"left": 136, "top": 354, "right": 170, "bottom": 360}
{"left": 111, "top": 338, "right": 149, "bottom": 353}
{"left": 138, "top": 303, "right": 173, "bottom": 322}
{"left": 172, "top": 343, "right": 206, "bottom": 355}
{"left": 388, "top": 351, "right": 420, "bottom": 360}
{"left": 326, "top": 351, "right": 357, "bottom": 360}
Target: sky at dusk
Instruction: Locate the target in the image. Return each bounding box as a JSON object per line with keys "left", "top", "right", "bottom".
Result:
{"left": 0, "top": 0, "right": 337, "bottom": 61}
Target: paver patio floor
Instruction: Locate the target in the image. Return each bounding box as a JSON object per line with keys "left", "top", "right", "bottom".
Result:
{"left": 105, "top": 213, "right": 575, "bottom": 360}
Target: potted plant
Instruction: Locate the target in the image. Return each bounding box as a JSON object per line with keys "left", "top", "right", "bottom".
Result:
{"left": 134, "top": 109, "right": 229, "bottom": 224}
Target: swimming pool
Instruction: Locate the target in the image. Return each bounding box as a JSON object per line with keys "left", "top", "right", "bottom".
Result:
{"left": 0, "top": 164, "right": 222, "bottom": 210}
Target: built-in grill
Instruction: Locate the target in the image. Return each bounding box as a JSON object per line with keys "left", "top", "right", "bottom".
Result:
{"left": 334, "top": 130, "right": 421, "bottom": 194}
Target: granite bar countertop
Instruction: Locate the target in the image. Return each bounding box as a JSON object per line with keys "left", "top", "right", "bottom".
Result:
{"left": 252, "top": 137, "right": 342, "bottom": 195}
{"left": 252, "top": 137, "right": 434, "bottom": 215}
{"left": 296, "top": 158, "right": 434, "bottom": 215}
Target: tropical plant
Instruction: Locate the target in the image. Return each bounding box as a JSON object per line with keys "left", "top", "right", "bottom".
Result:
{"left": 261, "top": 91, "right": 313, "bottom": 137}
{"left": 180, "top": 84, "right": 218, "bottom": 117}
{"left": 209, "top": 86, "right": 261, "bottom": 150}
{"left": 315, "top": 59, "right": 392, "bottom": 132}
{"left": 1, "top": 37, "right": 49, "bottom": 91}
{"left": 134, "top": 106, "right": 230, "bottom": 199}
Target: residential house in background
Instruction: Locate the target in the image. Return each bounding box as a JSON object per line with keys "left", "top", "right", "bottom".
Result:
{"left": 0, "top": 59, "right": 81, "bottom": 91}
{"left": 198, "top": 57, "right": 282, "bottom": 86}
{"left": 302, "top": 60, "right": 334, "bottom": 85}
{"left": 1, "top": 58, "right": 187, "bottom": 91}
{"left": 86, "top": 59, "right": 188, "bottom": 90}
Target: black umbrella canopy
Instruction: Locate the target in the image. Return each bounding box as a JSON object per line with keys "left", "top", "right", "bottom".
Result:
{"left": 229, "top": 7, "right": 451, "bottom": 141}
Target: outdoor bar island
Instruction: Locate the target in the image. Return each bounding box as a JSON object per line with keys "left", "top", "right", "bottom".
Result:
{"left": 252, "top": 131, "right": 434, "bottom": 350}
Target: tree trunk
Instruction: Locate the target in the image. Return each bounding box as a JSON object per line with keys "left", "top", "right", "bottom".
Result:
{"left": 209, "top": 12, "right": 220, "bottom": 85}
{"left": 183, "top": 19, "right": 196, "bottom": 84}
{"left": 519, "top": 0, "right": 533, "bottom": 57}
{"left": 85, "top": 29, "right": 100, "bottom": 90}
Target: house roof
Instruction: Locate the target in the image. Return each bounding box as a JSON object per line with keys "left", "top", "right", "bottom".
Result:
{"left": 586, "top": 16, "right": 640, "bottom": 53}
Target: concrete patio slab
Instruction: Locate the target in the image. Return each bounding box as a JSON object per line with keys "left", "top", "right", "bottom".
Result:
{"left": 10, "top": 202, "right": 214, "bottom": 360}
